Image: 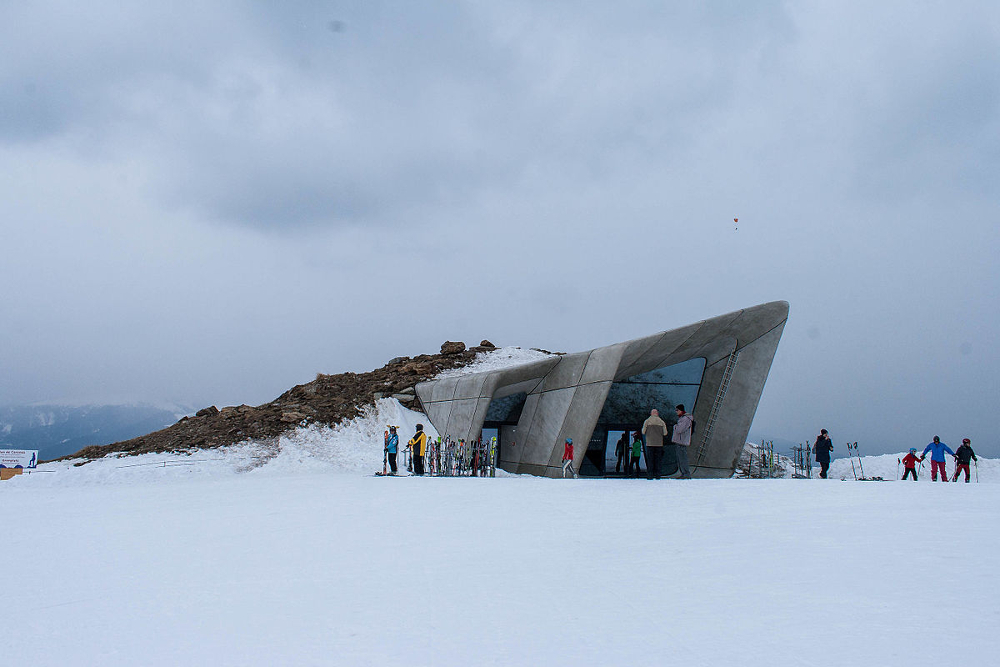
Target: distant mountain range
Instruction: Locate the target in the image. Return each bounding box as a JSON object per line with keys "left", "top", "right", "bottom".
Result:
{"left": 0, "top": 404, "right": 193, "bottom": 461}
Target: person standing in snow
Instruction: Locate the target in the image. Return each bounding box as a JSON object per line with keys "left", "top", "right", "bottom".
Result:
{"left": 628, "top": 430, "right": 643, "bottom": 477}
{"left": 814, "top": 429, "right": 834, "bottom": 479}
{"left": 562, "top": 437, "right": 578, "bottom": 478}
{"left": 921, "top": 436, "right": 953, "bottom": 482}
{"left": 386, "top": 426, "right": 399, "bottom": 475}
{"left": 672, "top": 405, "right": 695, "bottom": 479}
{"left": 615, "top": 431, "right": 628, "bottom": 474}
{"left": 409, "top": 424, "right": 428, "bottom": 476}
{"left": 952, "top": 438, "right": 977, "bottom": 483}
{"left": 642, "top": 409, "right": 668, "bottom": 480}
{"left": 901, "top": 447, "right": 923, "bottom": 481}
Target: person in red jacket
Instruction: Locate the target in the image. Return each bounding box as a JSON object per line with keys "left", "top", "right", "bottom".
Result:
{"left": 562, "top": 437, "right": 578, "bottom": 478}
{"left": 901, "top": 447, "right": 923, "bottom": 481}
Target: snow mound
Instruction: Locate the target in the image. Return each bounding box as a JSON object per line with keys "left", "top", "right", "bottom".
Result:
{"left": 12, "top": 399, "right": 436, "bottom": 487}
{"left": 828, "top": 451, "right": 1000, "bottom": 482}
{"left": 435, "top": 346, "right": 556, "bottom": 379}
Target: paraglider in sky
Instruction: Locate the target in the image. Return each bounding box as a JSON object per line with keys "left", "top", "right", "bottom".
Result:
{"left": 734, "top": 217, "right": 738, "bottom": 231}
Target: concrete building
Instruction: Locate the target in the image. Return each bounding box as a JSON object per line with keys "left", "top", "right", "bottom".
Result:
{"left": 414, "top": 301, "right": 788, "bottom": 478}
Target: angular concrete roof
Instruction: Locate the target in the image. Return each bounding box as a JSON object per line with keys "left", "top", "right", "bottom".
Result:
{"left": 416, "top": 301, "right": 789, "bottom": 478}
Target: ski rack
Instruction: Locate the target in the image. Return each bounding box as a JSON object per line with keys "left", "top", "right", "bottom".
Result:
{"left": 412, "top": 435, "right": 498, "bottom": 478}
{"left": 736, "top": 440, "right": 780, "bottom": 478}
{"left": 790, "top": 443, "right": 812, "bottom": 478}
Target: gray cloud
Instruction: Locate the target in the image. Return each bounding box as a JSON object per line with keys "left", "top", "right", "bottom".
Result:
{"left": 1, "top": 1, "right": 998, "bottom": 455}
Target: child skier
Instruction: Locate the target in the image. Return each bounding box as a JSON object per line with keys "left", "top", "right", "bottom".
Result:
{"left": 562, "top": 437, "right": 578, "bottom": 478}
{"left": 901, "top": 447, "right": 923, "bottom": 481}
{"left": 952, "top": 438, "right": 977, "bottom": 483}
{"left": 629, "top": 431, "right": 643, "bottom": 477}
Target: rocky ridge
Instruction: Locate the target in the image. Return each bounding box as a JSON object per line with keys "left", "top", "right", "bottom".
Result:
{"left": 65, "top": 340, "right": 496, "bottom": 462}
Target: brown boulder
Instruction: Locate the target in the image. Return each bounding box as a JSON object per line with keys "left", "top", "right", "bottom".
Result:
{"left": 441, "top": 341, "right": 466, "bottom": 355}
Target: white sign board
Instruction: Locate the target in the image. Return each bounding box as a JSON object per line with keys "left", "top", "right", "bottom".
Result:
{"left": 0, "top": 449, "right": 38, "bottom": 469}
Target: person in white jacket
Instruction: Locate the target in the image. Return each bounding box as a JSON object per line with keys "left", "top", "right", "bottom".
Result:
{"left": 672, "top": 405, "right": 694, "bottom": 479}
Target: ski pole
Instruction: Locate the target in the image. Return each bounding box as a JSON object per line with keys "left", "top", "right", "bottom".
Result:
{"left": 897, "top": 458, "right": 900, "bottom": 481}
{"left": 855, "top": 442, "right": 865, "bottom": 479}
{"left": 975, "top": 459, "right": 979, "bottom": 483}
{"left": 848, "top": 443, "right": 857, "bottom": 480}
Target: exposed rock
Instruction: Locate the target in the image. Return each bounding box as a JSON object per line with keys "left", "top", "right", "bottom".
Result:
{"left": 62, "top": 342, "right": 496, "bottom": 461}
{"left": 479, "top": 340, "right": 495, "bottom": 349}
{"left": 440, "top": 341, "right": 466, "bottom": 355}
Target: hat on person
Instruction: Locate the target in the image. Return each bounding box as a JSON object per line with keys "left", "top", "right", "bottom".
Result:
{"left": 820, "top": 429, "right": 828, "bottom": 435}
{"left": 566, "top": 437, "right": 573, "bottom": 444}
{"left": 963, "top": 438, "right": 971, "bottom": 444}
{"left": 909, "top": 447, "right": 917, "bottom": 453}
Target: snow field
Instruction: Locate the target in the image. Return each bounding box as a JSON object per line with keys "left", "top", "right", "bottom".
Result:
{"left": 5, "top": 469, "right": 998, "bottom": 666}
{"left": 6, "top": 394, "right": 999, "bottom": 667}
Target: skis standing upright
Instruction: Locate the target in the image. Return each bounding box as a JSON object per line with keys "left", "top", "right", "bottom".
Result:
{"left": 489, "top": 436, "right": 497, "bottom": 477}
{"left": 383, "top": 429, "right": 389, "bottom": 476}
{"left": 847, "top": 442, "right": 858, "bottom": 480}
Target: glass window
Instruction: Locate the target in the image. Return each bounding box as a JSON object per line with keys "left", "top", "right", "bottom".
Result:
{"left": 485, "top": 392, "right": 527, "bottom": 424}
{"left": 598, "top": 358, "right": 705, "bottom": 427}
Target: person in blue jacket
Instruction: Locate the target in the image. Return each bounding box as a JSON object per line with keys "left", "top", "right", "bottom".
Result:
{"left": 386, "top": 426, "right": 399, "bottom": 474}
{"left": 921, "top": 436, "right": 954, "bottom": 482}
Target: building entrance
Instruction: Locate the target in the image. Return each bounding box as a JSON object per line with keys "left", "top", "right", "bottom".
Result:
{"left": 580, "top": 425, "right": 645, "bottom": 477}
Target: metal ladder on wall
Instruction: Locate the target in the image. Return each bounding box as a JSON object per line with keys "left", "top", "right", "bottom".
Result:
{"left": 695, "top": 349, "right": 739, "bottom": 466}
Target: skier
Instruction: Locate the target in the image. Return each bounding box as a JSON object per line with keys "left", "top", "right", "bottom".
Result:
{"left": 921, "top": 436, "right": 953, "bottom": 482}
{"left": 952, "top": 438, "right": 977, "bottom": 483}
{"left": 628, "top": 430, "right": 643, "bottom": 477}
{"left": 386, "top": 426, "right": 399, "bottom": 475}
{"left": 672, "top": 404, "right": 695, "bottom": 479}
{"left": 409, "top": 424, "right": 428, "bottom": 476}
{"left": 814, "top": 429, "right": 833, "bottom": 479}
{"left": 562, "top": 437, "right": 578, "bottom": 478}
{"left": 615, "top": 431, "right": 628, "bottom": 474}
{"left": 642, "top": 408, "right": 668, "bottom": 480}
{"left": 901, "top": 447, "right": 923, "bottom": 481}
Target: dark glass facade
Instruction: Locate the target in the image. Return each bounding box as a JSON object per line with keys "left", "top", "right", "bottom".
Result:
{"left": 580, "top": 357, "right": 706, "bottom": 476}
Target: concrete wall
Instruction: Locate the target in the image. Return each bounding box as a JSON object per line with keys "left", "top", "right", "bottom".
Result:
{"left": 414, "top": 301, "right": 789, "bottom": 478}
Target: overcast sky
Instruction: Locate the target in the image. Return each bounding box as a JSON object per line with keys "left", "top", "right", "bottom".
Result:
{"left": 2, "top": 1, "right": 998, "bottom": 455}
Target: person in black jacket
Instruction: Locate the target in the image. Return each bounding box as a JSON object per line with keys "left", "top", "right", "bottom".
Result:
{"left": 814, "top": 429, "right": 834, "bottom": 478}
{"left": 952, "top": 438, "right": 978, "bottom": 483}
{"left": 615, "top": 431, "right": 629, "bottom": 474}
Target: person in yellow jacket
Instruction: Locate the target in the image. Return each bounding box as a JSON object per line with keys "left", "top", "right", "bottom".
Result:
{"left": 408, "top": 424, "right": 428, "bottom": 476}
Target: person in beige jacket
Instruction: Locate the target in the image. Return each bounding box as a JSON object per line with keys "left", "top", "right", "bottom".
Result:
{"left": 641, "top": 409, "right": 668, "bottom": 480}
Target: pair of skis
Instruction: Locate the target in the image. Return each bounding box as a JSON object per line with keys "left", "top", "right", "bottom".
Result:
{"left": 845, "top": 442, "right": 884, "bottom": 481}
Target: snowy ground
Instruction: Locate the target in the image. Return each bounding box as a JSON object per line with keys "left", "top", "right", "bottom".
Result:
{"left": 5, "top": 408, "right": 998, "bottom": 666}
